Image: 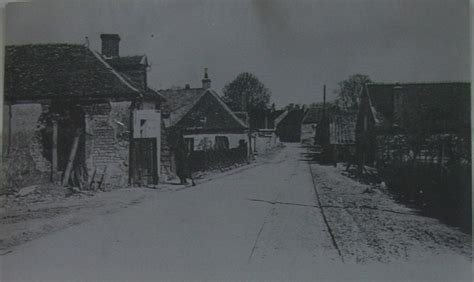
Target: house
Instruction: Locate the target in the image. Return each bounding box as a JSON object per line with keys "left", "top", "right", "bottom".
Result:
{"left": 356, "top": 82, "right": 470, "bottom": 167}
{"left": 3, "top": 34, "right": 165, "bottom": 190}
{"left": 300, "top": 106, "right": 323, "bottom": 144}
{"left": 159, "top": 70, "right": 249, "bottom": 176}
{"left": 275, "top": 108, "right": 306, "bottom": 142}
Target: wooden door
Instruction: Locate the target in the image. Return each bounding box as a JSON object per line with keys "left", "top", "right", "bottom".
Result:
{"left": 131, "top": 138, "right": 158, "bottom": 186}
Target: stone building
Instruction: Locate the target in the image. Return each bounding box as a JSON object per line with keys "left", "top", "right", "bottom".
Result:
{"left": 3, "top": 34, "right": 164, "bottom": 190}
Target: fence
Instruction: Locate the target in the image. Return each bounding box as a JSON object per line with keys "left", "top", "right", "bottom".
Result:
{"left": 375, "top": 134, "right": 471, "bottom": 232}
{"left": 189, "top": 147, "right": 248, "bottom": 173}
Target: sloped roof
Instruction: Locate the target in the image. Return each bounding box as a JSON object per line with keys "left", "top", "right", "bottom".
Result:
{"left": 233, "top": 112, "right": 249, "bottom": 126}
{"left": 106, "top": 55, "right": 148, "bottom": 71}
{"left": 366, "top": 82, "right": 470, "bottom": 132}
{"left": 302, "top": 107, "right": 323, "bottom": 124}
{"left": 160, "top": 87, "right": 206, "bottom": 126}
{"left": 273, "top": 110, "right": 288, "bottom": 127}
{"left": 5, "top": 44, "right": 143, "bottom": 100}
{"left": 329, "top": 113, "right": 357, "bottom": 145}
{"left": 277, "top": 109, "right": 306, "bottom": 127}
{"left": 160, "top": 87, "right": 247, "bottom": 129}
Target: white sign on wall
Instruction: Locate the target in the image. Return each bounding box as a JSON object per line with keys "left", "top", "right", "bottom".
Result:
{"left": 133, "top": 109, "right": 161, "bottom": 139}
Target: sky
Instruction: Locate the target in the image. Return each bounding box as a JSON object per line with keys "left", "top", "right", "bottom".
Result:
{"left": 5, "top": 0, "right": 470, "bottom": 108}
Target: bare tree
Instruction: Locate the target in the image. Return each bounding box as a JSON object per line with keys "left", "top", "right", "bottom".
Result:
{"left": 335, "top": 74, "right": 371, "bottom": 111}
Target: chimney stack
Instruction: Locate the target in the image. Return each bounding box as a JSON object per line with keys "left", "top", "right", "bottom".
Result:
{"left": 100, "top": 34, "right": 120, "bottom": 58}
{"left": 202, "top": 68, "right": 211, "bottom": 90}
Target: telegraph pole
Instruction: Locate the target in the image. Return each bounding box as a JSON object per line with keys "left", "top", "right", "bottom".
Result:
{"left": 322, "top": 84, "right": 326, "bottom": 120}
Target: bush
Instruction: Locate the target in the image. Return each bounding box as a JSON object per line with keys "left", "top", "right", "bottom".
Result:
{"left": 379, "top": 162, "right": 471, "bottom": 233}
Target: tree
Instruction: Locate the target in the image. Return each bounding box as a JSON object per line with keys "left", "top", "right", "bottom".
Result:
{"left": 222, "top": 72, "right": 271, "bottom": 113}
{"left": 334, "top": 74, "right": 371, "bottom": 111}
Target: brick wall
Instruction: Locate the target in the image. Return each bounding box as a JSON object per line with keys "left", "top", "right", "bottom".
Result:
{"left": 160, "top": 125, "right": 174, "bottom": 180}
{"left": 83, "top": 101, "right": 131, "bottom": 189}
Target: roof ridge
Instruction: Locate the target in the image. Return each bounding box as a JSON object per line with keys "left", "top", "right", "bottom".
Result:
{"left": 6, "top": 43, "right": 84, "bottom": 48}
{"left": 367, "top": 81, "right": 470, "bottom": 86}
{"left": 160, "top": 87, "right": 203, "bottom": 92}
{"left": 90, "top": 49, "right": 140, "bottom": 94}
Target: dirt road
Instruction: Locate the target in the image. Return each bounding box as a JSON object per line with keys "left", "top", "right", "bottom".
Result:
{"left": 1, "top": 144, "right": 471, "bottom": 281}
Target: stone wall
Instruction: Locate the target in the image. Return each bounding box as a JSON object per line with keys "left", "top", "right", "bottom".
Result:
{"left": 160, "top": 124, "right": 174, "bottom": 180}
{"left": 2, "top": 103, "right": 51, "bottom": 191}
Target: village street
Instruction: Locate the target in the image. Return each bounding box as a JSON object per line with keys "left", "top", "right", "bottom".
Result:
{"left": 1, "top": 144, "right": 471, "bottom": 281}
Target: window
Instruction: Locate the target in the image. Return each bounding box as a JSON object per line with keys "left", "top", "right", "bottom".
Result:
{"left": 215, "top": 136, "right": 229, "bottom": 150}
{"left": 184, "top": 138, "right": 194, "bottom": 152}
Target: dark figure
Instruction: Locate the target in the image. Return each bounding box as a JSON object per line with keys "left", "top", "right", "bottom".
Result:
{"left": 175, "top": 135, "right": 195, "bottom": 186}
{"left": 238, "top": 139, "right": 250, "bottom": 163}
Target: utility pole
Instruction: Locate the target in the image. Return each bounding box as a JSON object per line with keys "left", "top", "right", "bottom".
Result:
{"left": 322, "top": 84, "right": 326, "bottom": 121}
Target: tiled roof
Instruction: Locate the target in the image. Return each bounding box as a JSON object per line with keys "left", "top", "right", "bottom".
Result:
{"left": 160, "top": 87, "right": 247, "bottom": 129}
{"left": 302, "top": 107, "right": 323, "bottom": 124}
{"left": 5, "top": 44, "right": 142, "bottom": 100}
{"left": 160, "top": 87, "right": 206, "bottom": 126}
{"left": 329, "top": 113, "right": 357, "bottom": 145}
{"left": 367, "top": 82, "right": 470, "bottom": 121}
{"left": 366, "top": 82, "right": 470, "bottom": 132}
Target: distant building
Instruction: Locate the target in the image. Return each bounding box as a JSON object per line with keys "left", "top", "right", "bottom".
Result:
{"left": 275, "top": 109, "right": 306, "bottom": 142}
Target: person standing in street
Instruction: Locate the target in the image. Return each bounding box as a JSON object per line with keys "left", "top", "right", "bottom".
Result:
{"left": 175, "top": 132, "right": 195, "bottom": 186}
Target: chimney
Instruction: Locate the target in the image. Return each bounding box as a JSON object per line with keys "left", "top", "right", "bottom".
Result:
{"left": 202, "top": 68, "right": 211, "bottom": 90}
{"left": 393, "top": 85, "right": 404, "bottom": 121}
{"left": 100, "top": 34, "right": 120, "bottom": 58}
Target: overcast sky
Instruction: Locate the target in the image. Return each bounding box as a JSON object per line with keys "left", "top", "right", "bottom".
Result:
{"left": 5, "top": 0, "right": 470, "bottom": 107}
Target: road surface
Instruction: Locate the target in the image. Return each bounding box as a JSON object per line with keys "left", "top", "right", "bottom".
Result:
{"left": 1, "top": 144, "right": 471, "bottom": 281}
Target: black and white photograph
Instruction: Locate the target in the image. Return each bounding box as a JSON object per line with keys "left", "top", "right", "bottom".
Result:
{"left": 0, "top": 0, "right": 471, "bottom": 280}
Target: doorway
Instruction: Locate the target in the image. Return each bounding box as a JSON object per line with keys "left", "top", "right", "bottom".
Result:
{"left": 131, "top": 138, "right": 158, "bottom": 186}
